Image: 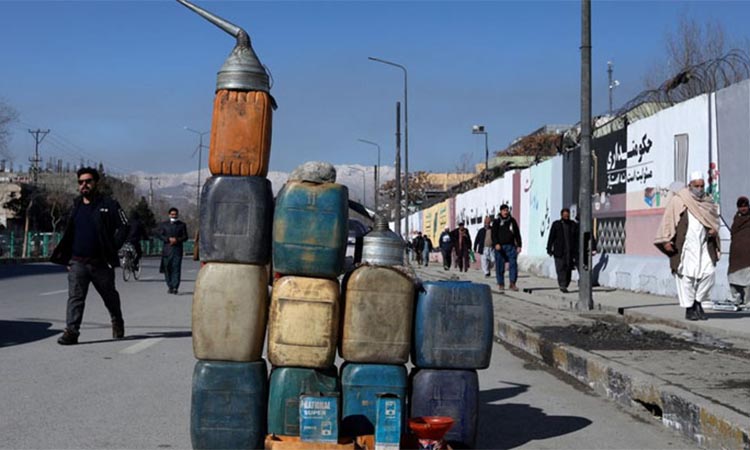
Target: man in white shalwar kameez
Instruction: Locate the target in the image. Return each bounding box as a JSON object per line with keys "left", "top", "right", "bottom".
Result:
{"left": 655, "top": 172, "right": 720, "bottom": 321}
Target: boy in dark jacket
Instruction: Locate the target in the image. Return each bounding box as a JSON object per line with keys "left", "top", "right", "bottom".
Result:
{"left": 50, "top": 167, "right": 129, "bottom": 345}
{"left": 491, "top": 204, "right": 522, "bottom": 291}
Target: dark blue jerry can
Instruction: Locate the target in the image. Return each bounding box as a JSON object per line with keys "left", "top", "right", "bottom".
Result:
{"left": 191, "top": 360, "right": 268, "bottom": 450}
{"left": 267, "top": 367, "right": 339, "bottom": 436}
{"left": 273, "top": 181, "right": 348, "bottom": 278}
{"left": 341, "top": 363, "right": 407, "bottom": 437}
{"left": 200, "top": 176, "right": 274, "bottom": 264}
{"left": 413, "top": 281, "right": 494, "bottom": 369}
{"left": 410, "top": 369, "right": 479, "bottom": 448}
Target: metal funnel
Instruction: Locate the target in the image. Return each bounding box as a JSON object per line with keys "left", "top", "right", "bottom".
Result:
{"left": 177, "top": 0, "right": 276, "bottom": 104}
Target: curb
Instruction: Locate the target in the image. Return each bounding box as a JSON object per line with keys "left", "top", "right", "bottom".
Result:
{"left": 0, "top": 257, "right": 49, "bottom": 265}
{"left": 495, "top": 316, "right": 750, "bottom": 450}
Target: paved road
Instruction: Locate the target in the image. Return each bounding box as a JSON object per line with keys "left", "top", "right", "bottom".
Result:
{"left": 0, "top": 259, "right": 695, "bottom": 449}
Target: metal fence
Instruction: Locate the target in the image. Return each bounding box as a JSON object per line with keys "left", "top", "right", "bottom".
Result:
{"left": 0, "top": 231, "right": 194, "bottom": 260}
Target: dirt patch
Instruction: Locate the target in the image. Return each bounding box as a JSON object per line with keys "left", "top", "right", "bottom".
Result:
{"left": 536, "top": 322, "right": 700, "bottom": 351}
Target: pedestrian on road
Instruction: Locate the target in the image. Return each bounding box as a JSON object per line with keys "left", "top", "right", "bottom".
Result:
{"left": 654, "top": 171, "right": 720, "bottom": 321}
{"left": 157, "top": 208, "right": 188, "bottom": 295}
{"left": 547, "top": 208, "right": 579, "bottom": 293}
{"left": 492, "top": 204, "right": 523, "bottom": 291}
{"left": 474, "top": 216, "right": 495, "bottom": 277}
{"left": 50, "top": 167, "right": 129, "bottom": 345}
{"left": 726, "top": 196, "right": 750, "bottom": 306}
{"left": 422, "top": 235, "right": 433, "bottom": 267}
{"left": 412, "top": 231, "right": 425, "bottom": 266}
{"left": 452, "top": 222, "right": 472, "bottom": 272}
{"left": 439, "top": 226, "right": 453, "bottom": 270}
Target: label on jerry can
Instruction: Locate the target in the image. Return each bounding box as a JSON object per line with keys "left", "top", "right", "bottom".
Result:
{"left": 299, "top": 393, "right": 339, "bottom": 444}
{"left": 375, "top": 394, "right": 401, "bottom": 450}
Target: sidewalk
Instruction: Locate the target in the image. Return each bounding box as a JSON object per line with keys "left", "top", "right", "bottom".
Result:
{"left": 412, "top": 262, "right": 750, "bottom": 450}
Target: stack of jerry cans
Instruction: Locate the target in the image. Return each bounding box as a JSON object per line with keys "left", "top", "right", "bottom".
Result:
{"left": 339, "top": 223, "right": 414, "bottom": 444}
{"left": 267, "top": 179, "right": 348, "bottom": 443}
{"left": 181, "top": 0, "right": 277, "bottom": 448}
{"left": 410, "top": 281, "right": 494, "bottom": 448}
{"left": 191, "top": 178, "right": 274, "bottom": 450}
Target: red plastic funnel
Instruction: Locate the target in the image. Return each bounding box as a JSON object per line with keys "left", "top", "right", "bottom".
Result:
{"left": 408, "top": 416, "right": 454, "bottom": 440}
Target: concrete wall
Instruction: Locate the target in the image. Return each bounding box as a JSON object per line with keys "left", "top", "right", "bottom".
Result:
{"left": 399, "top": 82, "right": 746, "bottom": 300}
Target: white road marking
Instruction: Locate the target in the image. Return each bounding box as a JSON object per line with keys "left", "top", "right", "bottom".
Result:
{"left": 39, "top": 289, "right": 68, "bottom": 296}
{"left": 119, "top": 338, "right": 164, "bottom": 354}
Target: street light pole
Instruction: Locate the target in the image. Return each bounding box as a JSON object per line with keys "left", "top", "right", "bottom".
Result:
{"left": 184, "top": 127, "right": 209, "bottom": 212}
{"left": 357, "top": 139, "right": 381, "bottom": 212}
{"left": 472, "top": 125, "right": 489, "bottom": 180}
{"left": 369, "top": 56, "right": 409, "bottom": 240}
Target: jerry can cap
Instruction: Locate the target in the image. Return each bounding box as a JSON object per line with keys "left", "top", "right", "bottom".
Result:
{"left": 177, "top": 0, "right": 277, "bottom": 108}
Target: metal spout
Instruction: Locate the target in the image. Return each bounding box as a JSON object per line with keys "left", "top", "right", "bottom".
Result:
{"left": 177, "top": 0, "right": 276, "bottom": 105}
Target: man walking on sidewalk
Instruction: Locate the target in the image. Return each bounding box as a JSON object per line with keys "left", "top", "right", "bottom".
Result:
{"left": 725, "top": 196, "right": 750, "bottom": 307}
{"left": 157, "top": 208, "right": 188, "bottom": 294}
{"left": 452, "top": 222, "right": 472, "bottom": 272}
{"left": 50, "top": 167, "right": 129, "bottom": 345}
{"left": 492, "top": 204, "right": 523, "bottom": 291}
{"left": 474, "top": 216, "right": 494, "bottom": 277}
{"left": 547, "top": 208, "right": 579, "bottom": 293}
{"left": 654, "top": 171, "right": 720, "bottom": 321}
{"left": 439, "top": 226, "right": 453, "bottom": 270}
{"left": 412, "top": 231, "right": 425, "bottom": 266}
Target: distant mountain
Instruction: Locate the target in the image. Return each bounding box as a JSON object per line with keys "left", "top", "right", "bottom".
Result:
{"left": 131, "top": 164, "right": 395, "bottom": 210}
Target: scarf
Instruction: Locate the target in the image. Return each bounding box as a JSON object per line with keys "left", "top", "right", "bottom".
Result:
{"left": 654, "top": 187, "right": 719, "bottom": 244}
{"left": 729, "top": 213, "right": 750, "bottom": 273}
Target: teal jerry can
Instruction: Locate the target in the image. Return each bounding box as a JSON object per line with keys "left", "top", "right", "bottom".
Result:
{"left": 273, "top": 181, "right": 349, "bottom": 278}
{"left": 267, "top": 367, "right": 339, "bottom": 436}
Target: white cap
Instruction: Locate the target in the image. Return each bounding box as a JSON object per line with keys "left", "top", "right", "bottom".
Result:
{"left": 689, "top": 170, "right": 704, "bottom": 182}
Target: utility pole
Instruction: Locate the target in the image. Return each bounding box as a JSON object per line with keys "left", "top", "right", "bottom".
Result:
{"left": 145, "top": 176, "right": 159, "bottom": 206}
{"left": 28, "top": 129, "right": 49, "bottom": 183}
{"left": 394, "top": 102, "right": 402, "bottom": 238}
{"left": 577, "top": 0, "right": 594, "bottom": 311}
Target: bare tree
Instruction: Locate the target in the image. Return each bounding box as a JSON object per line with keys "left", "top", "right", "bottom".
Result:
{"left": 643, "top": 15, "right": 746, "bottom": 96}
{"left": 454, "top": 153, "right": 475, "bottom": 174}
{"left": 0, "top": 99, "right": 18, "bottom": 161}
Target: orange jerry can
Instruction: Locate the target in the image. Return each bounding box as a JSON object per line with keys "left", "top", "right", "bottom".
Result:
{"left": 209, "top": 90, "right": 273, "bottom": 177}
{"left": 177, "top": 0, "right": 277, "bottom": 177}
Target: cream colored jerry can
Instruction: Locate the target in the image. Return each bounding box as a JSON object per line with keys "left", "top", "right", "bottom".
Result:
{"left": 192, "top": 262, "right": 268, "bottom": 362}
{"left": 340, "top": 266, "right": 415, "bottom": 364}
{"left": 268, "top": 276, "right": 340, "bottom": 368}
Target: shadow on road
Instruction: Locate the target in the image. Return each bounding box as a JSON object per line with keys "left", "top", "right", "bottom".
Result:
{"left": 476, "top": 385, "right": 592, "bottom": 449}
{"left": 76, "top": 330, "right": 192, "bottom": 345}
{"left": 0, "top": 263, "right": 66, "bottom": 280}
{"left": 0, "top": 320, "right": 58, "bottom": 347}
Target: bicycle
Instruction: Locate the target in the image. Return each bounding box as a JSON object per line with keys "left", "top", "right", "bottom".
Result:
{"left": 118, "top": 242, "right": 141, "bottom": 282}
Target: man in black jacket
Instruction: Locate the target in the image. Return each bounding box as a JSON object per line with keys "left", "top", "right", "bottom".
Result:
{"left": 157, "top": 208, "right": 188, "bottom": 294}
{"left": 439, "top": 227, "right": 453, "bottom": 270}
{"left": 547, "top": 208, "right": 579, "bottom": 292}
{"left": 50, "top": 167, "right": 129, "bottom": 345}
{"left": 491, "top": 204, "right": 523, "bottom": 291}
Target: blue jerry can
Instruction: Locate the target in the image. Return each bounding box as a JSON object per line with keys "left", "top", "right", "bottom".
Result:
{"left": 191, "top": 360, "right": 268, "bottom": 450}
{"left": 199, "top": 176, "right": 274, "bottom": 264}
{"left": 341, "top": 363, "right": 407, "bottom": 437}
{"left": 410, "top": 369, "right": 479, "bottom": 448}
{"left": 413, "top": 281, "right": 494, "bottom": 369}
{"left": 267, "top": 367, "right": 339, "bottom": 436}
{"left": 273, "top": 181, "right": 348, "bottom": 278}
{"left": 375, "top": 394, "right": 402, "bottom": 450}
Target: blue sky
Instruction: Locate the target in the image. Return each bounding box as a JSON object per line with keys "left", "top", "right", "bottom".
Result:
{"left": 2, "top": 0, "right": 749, "bottom": 175}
